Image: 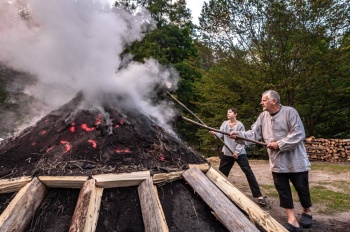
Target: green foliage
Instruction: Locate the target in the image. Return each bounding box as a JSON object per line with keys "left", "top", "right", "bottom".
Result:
{"left": 118, "top": 0, "right": 203, "bottom": 144}
{"left": 194, "top": 0, "right": 350, "bottom": 147}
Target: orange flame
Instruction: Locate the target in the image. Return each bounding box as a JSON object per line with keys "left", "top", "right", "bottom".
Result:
{"left": 88, "top": 140, "right": 97, "bottom": 148}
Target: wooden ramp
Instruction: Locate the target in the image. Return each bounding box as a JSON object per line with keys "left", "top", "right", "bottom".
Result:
{"left": 0, "top": 163, "right": 286, "bottom": 232}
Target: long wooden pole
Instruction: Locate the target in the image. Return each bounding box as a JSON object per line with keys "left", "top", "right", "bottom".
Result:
{"left": 166, "top": 91, "right": 235, "bottom": 153}
{"left": 181, "top": 116, "right": 267, "bottom": 146}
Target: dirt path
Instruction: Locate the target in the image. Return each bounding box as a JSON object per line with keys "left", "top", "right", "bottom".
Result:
{"left": 207, "top": 157, "right": 350, "bottom": 232}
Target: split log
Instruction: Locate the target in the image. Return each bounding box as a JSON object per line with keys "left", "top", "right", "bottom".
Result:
{"left": 138, "top": 177, "right": 168, "bottom": 232}
{"left": 0, "top": 177, "right": 47, "bottom": 232}
{"left": 206, "top": 167, "right": 287, "bottom": 232}
{"left": 0, "top": 176, "right": 32, "bottom": 194}
{"left": 93, "top": 171, "right": 150, "bottom": 188}
{"left": 39, "top": 176, "right": 89, "bottom": 188}
{"left": 69, "top": 179, "right": 104, "bottom": 232}
{"left": 153, "top": 171, "right": 184, "bottom": 185}
{"left": 182, "top": 167, "right": 259, "bottom": 232}
{"left": 153, "top": 164, "right": 210, "bottom": 184}
{"left": 188, "top": 163, "right": 210, "bottom": 172}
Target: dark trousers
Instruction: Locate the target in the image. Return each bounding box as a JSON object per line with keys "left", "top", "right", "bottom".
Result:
{"left": 219, "top": 154, "right": 262, "bottom": 198}
{"left": 272, "top": 171, "right": 312, "bottom": 209}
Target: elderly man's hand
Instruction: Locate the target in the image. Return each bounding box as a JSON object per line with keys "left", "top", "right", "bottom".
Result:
{"left": 267, "top": 141, "right": 279, "bottom": 150}
{"left": 229, "top": 131, "right": 238, "bottom": 139}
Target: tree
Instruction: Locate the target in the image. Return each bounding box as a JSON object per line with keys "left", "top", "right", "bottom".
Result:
{"left": 195, "top": 0, "right": 350, "bottom": 142}
{"left": 115, "top": 0, "right": 203, "bottom": 144}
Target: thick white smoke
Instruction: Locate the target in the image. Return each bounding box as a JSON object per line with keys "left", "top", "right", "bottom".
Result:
{"left": 0, "top": 0, "right": 178, "bottom": 131}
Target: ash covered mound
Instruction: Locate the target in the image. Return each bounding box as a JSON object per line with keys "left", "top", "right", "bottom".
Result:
{"left": 0, "top": 92, "right": 207, "bottom": 178}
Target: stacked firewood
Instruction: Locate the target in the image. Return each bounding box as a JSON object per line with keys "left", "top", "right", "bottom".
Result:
{"left": 304, "top": 136, "right": 350, "bottom": 162}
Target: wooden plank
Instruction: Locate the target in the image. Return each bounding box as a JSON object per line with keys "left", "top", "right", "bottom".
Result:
{"left": 0, "top": 176, "right": 32, "bottom": 193}
{"left": 153, "top": 164, "right": 209, "bottom": 185}
{"left": 84, "top": 185, "right": 103, "bottom": 232}
{"left": 38, "top": 176, "right": 89, "bottom": 188}
{"left": 93, "top": 171, "right": 150, "bottom": 188}
{"left": 138, "top": 177, "right": 168, "bottom": 232}
{"left": 182, "top": 167, "right": 259, "bottom": 232}
{"left": 206, "top": 167, "right": 288, "bottom": 232}
{"left": 153, "top": 171, "right": 184, "bottom": 184}
{"left": 188, "top": 163, "right": 210, "bottom": 172}
{"left": 69, "top": 179, "right": 104, "bottom": 232}
{"left": 0, "top": 177, "right": 47, "bottom": 232}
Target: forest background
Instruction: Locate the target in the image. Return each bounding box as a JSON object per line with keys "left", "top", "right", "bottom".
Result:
{"left": 0, "top": 0, "right": 349, "bottom": 157}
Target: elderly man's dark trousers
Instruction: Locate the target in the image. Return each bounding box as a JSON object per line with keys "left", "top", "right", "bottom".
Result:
{"left": 272, "top": 171, "right": 312, "bottom": 209}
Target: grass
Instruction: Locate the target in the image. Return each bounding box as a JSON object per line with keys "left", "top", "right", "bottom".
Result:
{"left": 309, "top": 185, "right": 350, "bottom": 213}
{"left": 310, "top": 162, "right": 350, "bottom": 174}
{"left": 260, "top": 181, "right": 350, "bottom": 214}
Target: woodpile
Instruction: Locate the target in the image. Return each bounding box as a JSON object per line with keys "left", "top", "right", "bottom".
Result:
{"left": 304, "top": 137, "right": 350, "bottom": 162}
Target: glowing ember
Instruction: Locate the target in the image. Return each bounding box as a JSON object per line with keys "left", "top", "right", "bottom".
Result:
{"left": 40, "top": 130, "right": 47, "bottom": 135}
{"left": 31, "top": 142, "right": 36, "bottom": 146}
{"left": 115, "top": 125, "right": 119, "bottom": 128}
{"left": 60, "top": 140, "right": 71, "bottom": 153}
{"left": 95, "top": 114, "right": 102, "bottom": 125}
{"left": 160, "top": 154, "right": 165, "bottom": 161}
{"left": 70, "top": 126, "right": 75, "bottom": 133}
{"left": 120, "top": 118, "right": 124, "bottom": 124}
{"left": 81, "top": 124, "right": 95, "bottom": 132}
{"left": 88, "top": 140, "right": 97, "bottom": 148}
{"left": 115, "top": 148, "right": 131, "bottom": 153}
{"left": 46, "top": 145, "right": 55, "bottom": 153}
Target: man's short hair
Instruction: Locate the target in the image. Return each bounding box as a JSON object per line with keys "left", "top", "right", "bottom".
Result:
{"left": 262, "top": 90, "right": 281, "bottom": 104}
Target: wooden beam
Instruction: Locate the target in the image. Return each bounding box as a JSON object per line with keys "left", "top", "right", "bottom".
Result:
{"left": 153, "top": 171, "right": 184, "bottom": 184}
{"left": 0, "top": 176, "right": 32, "bottom": 194}
{"left": 153, "top": 164, "right": 210, "bottom": 185}
{"left": 69, "top": 179, "right": 103, "bottom": 232}
{"left": 206, "top": 167, "right": 288, "bottom": 232}
{"left": 84, "top": 185, "right": 103, "bottom": 232}
{"left": 188, "top": 163, "right": 210, "bottom": 172}
{"left": 93, "top": 171, "right": 150, "bottom": 188}
{"left": 182, "top": 167, "right": 259, "bottom": 232}
{"left": 38, "top": 176, "right": 89, "bottom": 188}
{"left": 138, "top": 177, "right": 169, "bottom": 232}
{"left": 0, "top": 177, "right": 47, "bottom": 232}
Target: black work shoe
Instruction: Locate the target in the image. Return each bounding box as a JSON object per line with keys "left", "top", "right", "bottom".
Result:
{"left": 299, "top": 213, "right": 312, "bottom": 228}
{"left": 284, "top": 223, "right": 303, "bottom": 232}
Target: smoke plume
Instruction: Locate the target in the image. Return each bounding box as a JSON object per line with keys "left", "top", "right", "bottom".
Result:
{"left": 0, "top": 0, "right": 178, "bottom": 133}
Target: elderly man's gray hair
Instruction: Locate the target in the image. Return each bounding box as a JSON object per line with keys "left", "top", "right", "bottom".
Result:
{"left": 262, "top": 90, "right": 281, "bottom": 104}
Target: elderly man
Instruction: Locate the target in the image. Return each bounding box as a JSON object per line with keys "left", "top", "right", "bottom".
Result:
{"left": 230, "top": 90, "right": 312, "bottom": 232}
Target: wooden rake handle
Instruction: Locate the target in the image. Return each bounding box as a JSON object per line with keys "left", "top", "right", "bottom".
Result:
{"left": 181, "top": 116, "right": 267, "bottom": 146}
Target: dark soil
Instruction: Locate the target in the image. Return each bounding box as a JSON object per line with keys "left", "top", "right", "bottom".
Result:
{"left": 25, "top": 189, "right": 80, "bottom": 232}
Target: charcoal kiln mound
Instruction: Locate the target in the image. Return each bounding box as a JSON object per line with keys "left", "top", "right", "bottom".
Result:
{"left": 0, "top": 92, "right": 207, "bottom": 178}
